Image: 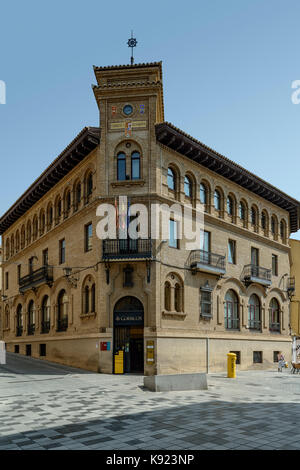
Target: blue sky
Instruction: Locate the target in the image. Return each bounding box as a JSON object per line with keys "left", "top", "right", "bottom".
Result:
{"left": 1, "top": 0, "right": 300, "bottom": 238}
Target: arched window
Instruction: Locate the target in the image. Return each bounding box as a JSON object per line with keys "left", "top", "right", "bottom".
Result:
{"left": 280, "top": 220, "right": 286, "bottom": 242}
{"left": 167, "top": 167, "right": 175, "bottom": 191}
{"left": 200, "top": 183, "right": 207, "bottom": 205}
{"left": 27, "top": 300, "right": 35, "bottom": 335}
{"left": 84, "top": 286, "right": 90, "bottom": 314}
{"left": 117, "top": 153, "right": 126, "bottom": 181}
{"left": 239, "top": 201, "right": 246, "bottom": 222}
{"left": 5, "top": 239, "right": 10, "bottom": 261}
{"left": 10, "top": 235, "right": 15, "bottom": 257}
{"left": 55, "top": 198, "right": 62, "bottom": 224}
{"left": 164, "top": 282, "right": 171, "bottom": 311}
{"left": 65, "top": 191, "right": 71, "bottom": 217}
{"left": 57, "top": 290, "right": 68, "bottom": 331}
{"left": 91, "top": 284, "right": 96, "bottom": 312}
{"left": 21, "top": 226, "right": 26, "bottom": 249}
{"left": 131, "top": 151, "right": 140, "bottom": 180}
{"left": 16, "top": 231, "right": 20, "bottom": 253}
{"left": 26, "top": 221, "right": 32, "bottom": 245}
{"left": 227, "top": 196, "right": 234, "bottom": 216}
{"left": 86, "top": 173, "right": 93, "bottom": 202}
{"left": 271, "top": 216, "right": 277, "bottom": 238}
{"left": 16, "top": 304, "right": 23, "bottom": 336}
{"left": 269, "top": 298, "right": 280, "bottom": 332}
{"left": 41, "top": 295, "right": 50, "bottom": 334}
{"left": 33, "top": 216, "right": 38, "bottom": 240}
{"left": 261, "top": 212, "right": 266, "bottom": 230}
{"left": 40, "top": 211, "right": 45, "bottom": 235}
{"left": 174, "top": 283, "right": 182, "bottom": 312}
{"left": 224, "top": 290, "right": 239, "bottom": 330}
{"left": 47, "top": 204, "right": 53, "bottom": 230}
{"left": 251, "top": 207, "right": 257, "bottom": 226}
{"left": 184, "top": 176, "right": 192, "bottom": 198}
{"left": 248, "top": 294, "right": 261, "bottom": 330}
{"left": 74, "top": 182, "right": 81, "bottom": 211}
{"left": 214, "top": 190, "right": 221, "bottom": 211}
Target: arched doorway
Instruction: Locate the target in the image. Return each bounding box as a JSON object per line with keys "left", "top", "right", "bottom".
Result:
{"left": 113, "top": 296, "right": 144, "bottom": 373}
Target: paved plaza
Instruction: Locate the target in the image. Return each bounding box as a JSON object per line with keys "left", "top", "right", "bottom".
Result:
{"left": 0, "top": 353, "right": 300, "bottom": 450}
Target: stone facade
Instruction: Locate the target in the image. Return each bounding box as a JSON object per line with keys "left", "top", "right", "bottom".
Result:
{"left": 0, "top": 62, "right": 299, "bottom": 374}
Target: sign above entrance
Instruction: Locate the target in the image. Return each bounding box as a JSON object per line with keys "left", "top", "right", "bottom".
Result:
{"left": 114, "top": 312, "right": 143, "bottom": 326}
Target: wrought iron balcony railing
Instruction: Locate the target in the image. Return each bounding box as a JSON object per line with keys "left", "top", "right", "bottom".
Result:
{"left": 225, "top": 318, "right": 240, "bottom": 330}
{"left": 57, "top": 317, "right": 68, "bottom": 332}
{"left": 102, "top": 239, "right": 153, "bottom": 261}
{"left": 16, "top": 326, "right": 23, "bottom": 337}
{"left": 27, "top": 324, "right": 35, "bottom": 335}
{"left": 19, "top": 266, "right": 54, "bottom": 293}
{"left": 269, "top": 322, "right": 280, "bottom": 332}
{"left": 189, "top": 250, "right": 226, "bottom": 276}
{"left": 243, "top": 264, "right": 271, "bottom": 286}
{"left": 248, "top": 319, "right": 262, "bottom": 331}
{"left": 41, "top": 321, "right": 50, "bottom": 334}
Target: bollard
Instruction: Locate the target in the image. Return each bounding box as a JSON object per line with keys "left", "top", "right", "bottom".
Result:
{"left": 227, "top": 352, "right": 236, "bottom": 378}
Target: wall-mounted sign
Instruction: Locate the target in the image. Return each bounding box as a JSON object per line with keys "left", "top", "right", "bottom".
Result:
{"left": 146, "top": 340, "right": 155, "bottom": 365}
{"left": 114, "top": 312, "right": 144, "bottom": 326}
{"left": 110, "top": 120, "right": 147, "bottom": 131}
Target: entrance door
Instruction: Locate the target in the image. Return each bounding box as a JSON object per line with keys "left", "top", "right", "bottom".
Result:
{"left": 113, "top": 297, "right": 144, "bottom": 374}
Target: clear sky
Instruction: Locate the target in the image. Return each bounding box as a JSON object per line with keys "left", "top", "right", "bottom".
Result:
{"left": 1, "top": 0, "right": 300, "bottom": 239}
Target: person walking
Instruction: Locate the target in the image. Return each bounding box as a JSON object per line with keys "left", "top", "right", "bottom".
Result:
{"left": 277, "top": 352, "right": 285, "bottom": 372}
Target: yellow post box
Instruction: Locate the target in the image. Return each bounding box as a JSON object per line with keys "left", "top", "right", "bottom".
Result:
{"left": 227, "top": 352, "right": 236, "bottom": 378}
{"left": 114, "top": 350, "right": 124, "bottom": 374}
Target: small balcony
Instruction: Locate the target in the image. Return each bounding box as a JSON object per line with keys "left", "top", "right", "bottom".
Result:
{"left": 19, "top": 266, "right": 54, "bottom": 294}
{"left": 248, "top": 319, "right": 262, "bottom": 331}
{"left": 41, "top": 321, "right": 50, "bottom": 334}
{"left": 16, "top": 326, "right": 23, "bottom": 337}
{"left": 27, "top": 324, "right": 35, "bottom": 336}
{"left": 269, "top": 322, "right": 280, "bottom": 333}
{"left": 102, "top": 239, "right": 153, "bottom": 261}
{"left": 57, "top": 317, "right": 68, "bottom": 332}
{"left": 243, "top": 264, "right": 271, "bottom": 287}
{"left": 189, "top": 250, "right": 226, "bottom": 276}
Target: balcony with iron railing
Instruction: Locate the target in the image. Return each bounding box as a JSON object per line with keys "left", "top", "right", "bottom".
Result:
{"left": 269, "top": 322, "right": 281, "bottom": 332}
{"left": 27, "top": 324, "right": 35, "bottom": 336}
{"left": 243, "top": 264, "right": 271, "bottom": 287}
{"left": 41, "top": 321, "right": 50, "bottom": 334}
{"left": 102, "top": 239, "right": 153, "bottom": 261}
{"left": 16, "top": 326, "right": 23, "bottom": 337}
{"left": 19, "top": 266, "right": 54, "bottom": 293}
{"left": 248, "top": 319, "right": 262, "bottom": 331}
{"left": 57, "top": 317, "right": 68, "bottom": 332}
{"left": 189, "top": 250, "right": 226, "bottom": 276}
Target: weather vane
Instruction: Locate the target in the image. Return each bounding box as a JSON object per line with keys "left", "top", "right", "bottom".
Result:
{"left": 127, "top": 31, "right": 137, "bottom": 65}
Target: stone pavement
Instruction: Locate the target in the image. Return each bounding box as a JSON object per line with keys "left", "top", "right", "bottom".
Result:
{"left": 0, "top": 352, "right": 300, "bottom": 450}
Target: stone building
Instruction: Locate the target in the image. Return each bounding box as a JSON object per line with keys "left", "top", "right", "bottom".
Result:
{"left": 289, "top": 239, "right": 300, "bottom": 360}
{"left": 0, "top": 62, "right": 299, "bottom": 374}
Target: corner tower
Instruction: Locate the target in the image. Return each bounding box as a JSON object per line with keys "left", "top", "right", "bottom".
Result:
{"left": 92, "top": 62, "right": 164, "bottom": 196}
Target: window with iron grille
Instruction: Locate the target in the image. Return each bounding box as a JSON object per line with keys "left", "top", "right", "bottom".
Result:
{"left": 200, "top": 286, "right": 213, "bottom": 318}
{"left": 230, "top": 351, "right": 241, "bottom": 365}
{"left": 273, "top": 351, "right": 280, "bottom": 363}
{"left": 253, "top": 351, "right": 263, "bottom": 363}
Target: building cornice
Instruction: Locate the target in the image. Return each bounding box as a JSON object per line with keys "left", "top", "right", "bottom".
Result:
{"left": 156, "top": 122, "right": 300, "bottom": 233}
{"left": 0, "top": 127, "right": 100, "bottom": 235}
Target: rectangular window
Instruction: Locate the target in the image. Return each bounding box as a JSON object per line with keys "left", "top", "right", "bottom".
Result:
{"left": 253, "top": 351, "right": 263, "bottom": 363}
{"left": 29, "top": 257, "right": 34, "bottom": 274}
{"left": 14, "top": 345, "right": 19, "bottom": 354}
{"left": 40, "top": 344, "right": 46, "bottom": 357}
{"left": 200, "top": 230, "right": 210, "bottom": 252}
{"left": 26, "top": 344, "right": 32, "bottom": 357}
{"left": 200, "top": 288, "right": 212, "bottom": 318}
{"left": 230, "top": 351, "right": 241, "bottom": 365}
{"left": 272, "top": 254, "right": 278, "bottom": 276}
{"left": 169, "top": 219, "right": 179, "bottom": 249}
{"left": 17, "top": 265, "right": 21, "bottom": 282}
{"left": 273, "top": 351, "right": 280, "bottom": 363}
{"left": 251, "top": 247, "right": 259, "bottom": 266}
{"left": 43, "top": 249, "right": 49, "bottom": 266}
{"left": 85, "top": 223, "right": 93, "bottom": 252}
{"left": 59, "top": 239, "right": 66, "bottom": 264}
{"left": 228, "top": 240, "right": 236, "bottom": 264}
{"left": 5, "top": 272, "right": 9, "bottom": 290}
